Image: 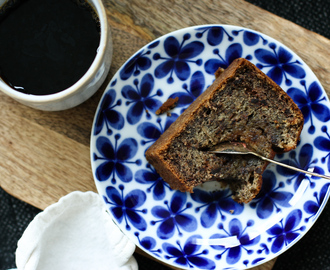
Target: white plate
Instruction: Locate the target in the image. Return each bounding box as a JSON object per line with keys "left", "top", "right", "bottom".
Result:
{"left": 90, "top": 25, "right": 330, "bottom": 269}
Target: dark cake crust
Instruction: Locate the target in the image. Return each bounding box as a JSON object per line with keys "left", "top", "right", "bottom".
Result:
{"left": 146, "top": 58, "right": 304, "bottom": 203}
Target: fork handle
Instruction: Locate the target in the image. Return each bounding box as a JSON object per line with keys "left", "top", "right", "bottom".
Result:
{"left": 255, "top": 153, "right": 330, "bottom": 180}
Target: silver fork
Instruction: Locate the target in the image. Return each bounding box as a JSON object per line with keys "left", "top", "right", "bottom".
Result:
{"left": 209, "top": 142, "right": 330, "bottom": 180}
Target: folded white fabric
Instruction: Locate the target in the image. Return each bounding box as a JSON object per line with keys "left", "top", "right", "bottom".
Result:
{"left": 15, "top": 191, "right": 138, "bottom": 270}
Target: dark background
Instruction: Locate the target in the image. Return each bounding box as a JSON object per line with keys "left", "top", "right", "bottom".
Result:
{"left": 1, "top": 0, "right": 330, "bottom": 269}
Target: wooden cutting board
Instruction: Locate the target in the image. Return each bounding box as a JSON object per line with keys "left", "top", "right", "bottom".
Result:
{"left": 1, "top": 1, "right": 329, "bottom": 270}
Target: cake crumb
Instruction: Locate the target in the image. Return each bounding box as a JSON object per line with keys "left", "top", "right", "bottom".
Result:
{"left": 156, "top": 97, "right": 179, "bottom": 115}
{"left": 229, "top": 209, "right": 234, "bottom": 214}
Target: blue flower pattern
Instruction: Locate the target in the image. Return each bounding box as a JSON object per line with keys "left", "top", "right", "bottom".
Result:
{"left": 287, "top": 81, "right": 330, "bottom": 134}
{"left": 204, "top": 43, "right": 246, "bottom": 75}
{"left": 151, "top": 191, "right": 197, "bottom": 239}
{"left": 210, "top": 219, "right": 260, "bottom": 265}
{"left": 135, "top": 164, "right": 171, "bottom": 201}
{"left": 136, "top": 113, "right": 179, "bottom": 147}
{"left": 120, "top": 49, "right": 152, "bottom": 80}
{"left": 94, "top": 89, "right": 124, "bottom": 135}
{"left": 93, "top": 135, "right": 141, "bottom": 183}
{"left": 233, "top": 30, "right": 268, "bottom": 46}
{"left": 314, "top": 126, "right": 330, "bottom": 171}
{"left": 303, "top": 183, "right": 330, "bottom": 222}
{"left": 104, "top": 184, "right": 147, "bottom": 231}
{"left": 163, "top": 235, "right": 216, "bottom": 269}
{"left": 255, "top": 43, "right": 306, "bottom": 86}
{"left": 276, "top": 144, "right": 323, "bottom": 191}
{"left": 266, "top": 209, "right": 305, "bottom": 253}
{"left": 153, "top": 34, "right": 204, "bottom": 83}
{"left": 195, "top": 26, "right": 233, "bottom": 46}
{"left": 168, "top": 71, "right": 205, "bottom": 111}
{"left": 121, "top": 73, "right": 163, "bottom": 125}
{"left": 250, "top": 170, "right": 293, "bottom": 219}
{"left": 91, "top": 25, "right": 330, "bottom": 269}
{"left": 191, "top": 188, "right": 244, "bottom": 227}
{"left": 135, "top": 232, "right": 161, "bottom": 256}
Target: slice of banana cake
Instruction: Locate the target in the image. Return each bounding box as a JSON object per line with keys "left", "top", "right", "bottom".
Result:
{"left": 146, "top": 58, "right": 304, "bottom": 203}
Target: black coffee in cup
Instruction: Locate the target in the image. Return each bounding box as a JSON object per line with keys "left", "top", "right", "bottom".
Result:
{"left": 0, "top": 0, "right": 101, "bottom": 95}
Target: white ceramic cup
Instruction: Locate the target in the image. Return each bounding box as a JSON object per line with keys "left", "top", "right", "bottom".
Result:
{"left": 0, "top": 0, "right": 112, "bottom": 111}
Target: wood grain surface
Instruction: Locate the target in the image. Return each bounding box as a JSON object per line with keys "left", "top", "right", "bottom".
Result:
{"left": 1, "top": 0, "right": 329, "bottom": 269}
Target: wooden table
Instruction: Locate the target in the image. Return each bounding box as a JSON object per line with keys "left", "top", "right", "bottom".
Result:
{"left": 1, "top": 1, "right": 329, "bottom": 269}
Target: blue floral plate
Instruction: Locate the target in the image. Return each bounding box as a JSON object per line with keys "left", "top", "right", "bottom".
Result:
{"left": 90, "top": 25, "right": 330, "bottom": 270}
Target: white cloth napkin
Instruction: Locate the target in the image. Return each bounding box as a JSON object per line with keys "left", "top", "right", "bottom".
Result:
{"left": 15, "top": 191, "right": 138, "bottom": 270}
